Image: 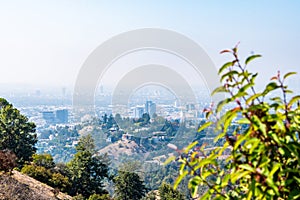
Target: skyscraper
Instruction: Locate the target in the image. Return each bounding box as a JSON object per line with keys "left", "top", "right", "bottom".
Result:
{"left": 42, "top": 111, "right": 55, "bottom": 124}
{"left": 145, "top": 101, "right": 156, "bottom": 118}
{"left": 56, "top": 109, "right": 68, "bottom": 124}
{"left": 134, "top": 106, "right": 144, "bottom": 118}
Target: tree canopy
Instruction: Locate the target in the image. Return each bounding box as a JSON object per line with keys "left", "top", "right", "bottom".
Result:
{"left": 0, "top": 98, "right": 37, "bottom": 166}
{"left": 114, "top": 162, "right": 147, "bottom": 200}
{"left": 67, "top": 134, "right": 110, "bottom": 198}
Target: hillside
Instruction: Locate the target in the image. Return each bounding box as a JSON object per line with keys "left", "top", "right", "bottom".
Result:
{"left": 97, "top": 139, "right": 149, "bottom": 160}
{"left": 0, "top": 170, "right": 72, "bottom": 200}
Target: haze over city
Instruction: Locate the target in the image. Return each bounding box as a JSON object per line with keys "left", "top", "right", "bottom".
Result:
{"left": 0, "top": 1, "right": 299, "bottom": 94}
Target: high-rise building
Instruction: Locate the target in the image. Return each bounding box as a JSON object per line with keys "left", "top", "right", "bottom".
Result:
{"left": 186, "top": 103, "right": 196, "bottom": 111}
{"left": 42, "top": 111, "right": 55, "bottom": 124}
{"left": 56, "top": 109, "right": 68, "bottom": 124}
{"left": 145, "top": 100, "right": 156, "bottom": 117}
{"left": 134, "top": 106, "right": 144, "bottom": 118}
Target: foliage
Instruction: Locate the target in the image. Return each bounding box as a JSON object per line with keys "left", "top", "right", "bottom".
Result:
{"left": 21, "top": 164, "right": 51, "bottom": 183}
{"left": 21, "top": 153, "right": 70, "bottom": 193}
{"left": 88, "top": 193, "right": 112, "bottom": 200}
{"left": 0, "top": 149, "right": 17, "bottom": 172}
{"left": 36, "top": 125, "right": 79, "bottom": 163}
{"left": 49, "top": 172, "right": 71, "bottom": 192}
{"left": 134, "top": 113, "right": 151, "bottom": 126}
{"left": 114, "top": 163, "right": 147, "bottom": 200}
{"left": 72, "top": 194, "right": 85, "bottom": 200}
{"left": 167, "top": 45, "right": 300, "bottom": 199}
{"left": 158, "top": 182, "right": 185, "bottom": 200}
{"left": 142, "top": 191, "right": 157, "bottom": 200}
{"left": 32, "top": 153, "right": 55, "bottom": 169}
{"left": 0, "top": 98, "right": 37, "bottom": 166}
{"left": 67, "top": 134, "right": 110, "bottom": 198}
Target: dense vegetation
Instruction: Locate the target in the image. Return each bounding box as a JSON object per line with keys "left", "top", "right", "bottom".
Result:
{"left": 0, "top": 98, "right": 37, "bottom": 167}
{"left": 168, "top": 45, "right": 300, "bottom": 199}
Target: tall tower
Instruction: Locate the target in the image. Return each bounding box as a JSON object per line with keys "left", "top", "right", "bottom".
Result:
{"left": 145, "top": 100, "right": 156, "bottom": 117}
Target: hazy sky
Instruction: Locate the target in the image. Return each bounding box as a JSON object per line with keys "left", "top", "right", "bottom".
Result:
{"left": 0, "top": 0, "right": 300, "bottom": 90}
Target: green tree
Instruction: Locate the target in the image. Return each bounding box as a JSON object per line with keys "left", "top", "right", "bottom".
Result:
{"left": 49, "top": 172, "right": 71, "bottom": 193}
{"left": 88, "top": 193, "right": 112, "bottom": 200}
{"left": 167, "top": 45, "right": 300, "bottom": 199}
{"left": 21, "top": 153, "right": 71, "bottom": 193}
{"left": 114, "top": 162, "right": 147, "bottom": 200}
{"left": 0, "top": 98, "right": 37, "bottom": 166}
{"left": 21, "top": 164, "right": 51, "bottom": 183}
{"left": 158, "top": 183, "right": 185, "bottom": 200}
{"left": 67, "top": 134, "right": 110, "bottom": 198}
{"left": 32, "top": 153, "right": 55, "bottom": 169}
{"left": 114, "top": 169, "right": 147, "bottom": 200}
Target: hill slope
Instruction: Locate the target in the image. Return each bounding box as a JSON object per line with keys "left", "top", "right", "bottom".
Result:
{"left": 97, "top": 139, "right": 148, "bottom": 159}
{"left": 0, "top": 170, "right": 72, "bottom": 200}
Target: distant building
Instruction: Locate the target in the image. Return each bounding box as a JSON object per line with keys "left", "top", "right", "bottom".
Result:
{"left": 186, "top": 103, "right": 195, "bottom": 111}
{"left": 145, "top": 100, "right": 156, "bottom": 117}
{"left": 134, "top": 106, "right": 144, "bottom": 118}
{"left": 42, "top": 111, "right": 55, "bottom": 124}
{"left": 42, "top": 109, "right": 68, "bottom": 124}
{"left": 56, "top": 109, "right": 68, "bottom": 124}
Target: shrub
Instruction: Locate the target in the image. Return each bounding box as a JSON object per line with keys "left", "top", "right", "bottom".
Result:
{"left": 49, "top": 172, "right": 70, "bottom": 192}
{"left": 21, "top": 164, "right": 51, "bottom": 183}
{"left": 32, "top": 154, "right": 55, "bottom": 169}
{"left": 0, "top": 149, "right": 17, "bottom": 173}
{"left": 88, "top": 193, "right": 112, "bottom": 200}
{"left": 167, "top": 45, "right": 300, "bottom": 199}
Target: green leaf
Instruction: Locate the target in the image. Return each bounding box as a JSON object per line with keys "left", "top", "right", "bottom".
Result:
{"left": 198, "top": 121, "right": 213, "bottom": 132}
{"left": 231, "top": 171, "right": 251, "bottom": 183}
{"left": 189, "top": 176, "right": 201, "bottom": 187}
{"left": 214, "top": 132, "right": 225, "bottom": 143}
{"left": 198, "top": 156, "right": 217, "bottom": 167}
{"left": 211, "top": 86, "right": 227, "bottom": 96}
{"left": 163, "top": 155, "right": 176, "bottom": 165}
{"left": 246, "top": 93, "right": 262, "bottom": 105}
{"left": 263, "top": 82, "right": 279, "bottom": 95}
{"left": 216, "top": 98, "right": 233, "bottom": 113}
{"left": 184, "top": 141, "right": 198, "bottom": 153}
{"left": 288, "top": 95, "right": 300, "bottom": 107}
{"left": 245, "top": 54, "right": 261, "bottom": 65}
{"left": 284, "top": 89, "right": 293, "bottom": 94}
{"left": 174, "top": 170, "right": 188, "bottom": 189}
{"left": 269, "top": 162, "right": 281, "bottom": 177}
{"left": 190, "top": 185, "right": 199, "bottom": 198}
{"left": 220, "top": 70, "right": 239, "bottom": 81}
{"left": 218, "top": 61, "right": 234, "bottom": 74}
{"left": 239, "top": 164, "right": 255, "bottom": 172}
{"left": 239, "top": 82, "right": 254, "bottom": 94}
{"left": 252, "top": 115, "right": 267, "bottom": 136}
{"left": 237, "top": 118, "right": 250, "bottom": 124}
{"left": 283, "top": 72, "right": 297, "bottom": 80}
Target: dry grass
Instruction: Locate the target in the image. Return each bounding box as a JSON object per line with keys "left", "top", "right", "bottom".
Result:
{"left": 97, "top": 139, "right": 148, "bottom": 159}
{"left": 0, "top": 170, "right": 72, "bottom": 200}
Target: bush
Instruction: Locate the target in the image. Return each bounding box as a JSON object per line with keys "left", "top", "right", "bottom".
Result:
{"left": 49, "top": 172, "right": 70, "bottom": 192}
{"left": 0, "top": 149, "right": 17, "bottom": 172}
{"left": 21, "top": 164, "right": 51, "bottom": 183}
{"left": 88, "top": 194, "right": 112, "bottom": 200}
{"left": 168, "top": 45, "right": 300, "bottom": 199}
{"left": 32, "top": 154, "right": 55, "bottom": 169}
{"left": 158, "top": 182, "right": 185, "bottom": 200}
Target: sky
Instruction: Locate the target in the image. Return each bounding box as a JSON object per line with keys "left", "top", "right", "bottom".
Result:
{"left": 0, "top": 0, "right": 300, "bottom": 92}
